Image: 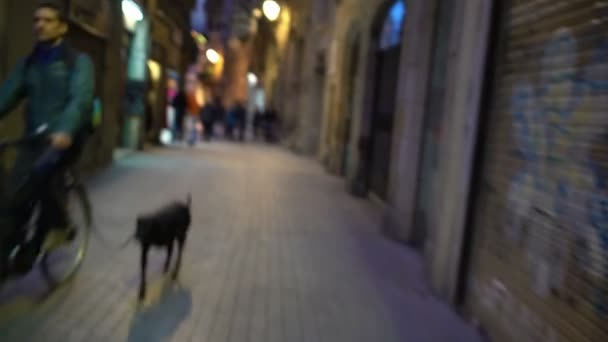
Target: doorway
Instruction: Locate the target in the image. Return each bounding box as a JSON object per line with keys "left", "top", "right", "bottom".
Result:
{"left": 340, "top": 39, "right": 360, "bottom": 177}
{"left": 367, "top": 0, "right": 406, "bottom": 200}
{"left": 411, "top": 0, "right": 454, "bottom": 249}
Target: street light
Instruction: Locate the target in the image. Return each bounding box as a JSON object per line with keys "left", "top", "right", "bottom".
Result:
{"left": 247, "top": 72, "right": 258, "bottom": 86}
{"left": 122, "top": 0, "right": 143, "bottom": 22}
{"left": 262, "top": 0, "right": 281, "bottom": 21}
{"left": 206, "top": 48, "right": 220, "bottom": 64}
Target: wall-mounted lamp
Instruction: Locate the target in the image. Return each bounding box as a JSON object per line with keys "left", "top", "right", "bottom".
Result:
{"left": 206, "top": 48, "right": 221, "bottom": 64}
{"left": 247, "top": 72, "right": 258, "bottom": 86}
{"left": 122, "top": 0, "right": 143, "bottom": 21}
{"left": 262, "top": 0, "right": 281, "bottom": 21}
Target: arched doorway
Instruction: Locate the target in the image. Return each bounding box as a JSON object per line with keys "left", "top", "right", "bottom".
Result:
{"left": 366, "top": 0, "right": 406, "bottom": 200}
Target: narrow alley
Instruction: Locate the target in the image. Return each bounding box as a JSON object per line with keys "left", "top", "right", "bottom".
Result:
{"left": 0, "top": 144, "right": 481, "bottom": 342}
{"left": 1, "top": 0, "right": 607, "bottom": 341}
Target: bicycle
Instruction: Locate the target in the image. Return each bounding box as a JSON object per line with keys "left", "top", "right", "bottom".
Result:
{"left": 0, "top": 125, "right": 91, "bottom": 292}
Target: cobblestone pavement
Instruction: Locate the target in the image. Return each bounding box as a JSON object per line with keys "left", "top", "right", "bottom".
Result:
{"left": 0, "top": 143, "right": 482, "bottom": 342}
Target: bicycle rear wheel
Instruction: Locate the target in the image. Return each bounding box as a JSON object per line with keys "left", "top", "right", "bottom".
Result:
{"left": 40, "top": 184, "right": 91, "bottom": 287}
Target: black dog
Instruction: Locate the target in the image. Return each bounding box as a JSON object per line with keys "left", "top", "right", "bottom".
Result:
{"left": 135, "top": 194, "right": 191, "bottom": 300}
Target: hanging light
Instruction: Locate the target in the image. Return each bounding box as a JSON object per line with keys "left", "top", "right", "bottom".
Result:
{"left": 247, "top": 72, "right": 258, "bottom": 86}
{"left": 262, "top": 0, "right": 281, "bottom": 21}
{"left": 206, "top": 48, "right": 221, "bottom": 64}
{"left": 122, "top": 0, "right": 144, "bottom": 22}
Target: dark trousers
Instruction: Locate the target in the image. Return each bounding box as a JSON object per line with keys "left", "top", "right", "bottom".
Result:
{"left": 203, "top": 120, "right": 214, "bottom": 141}
{"left": 225, "top": 124, "right": 234, "bottom": 140}
{"left": 237, "top": 121, "right": 245, "bottom": 141}
{"left": 1, "top": 135, "right": 84, "bottom": 249}
{"left": 174, "top": 113, "right": 184, "bottom": 142}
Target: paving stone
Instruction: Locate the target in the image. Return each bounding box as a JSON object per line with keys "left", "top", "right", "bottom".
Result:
{"left": 0, "top": 144, "right": 482, "bottom": 342}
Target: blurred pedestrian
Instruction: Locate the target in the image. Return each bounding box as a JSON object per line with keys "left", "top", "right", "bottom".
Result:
{"left": 225, "top": 107, "right": 236, "bottom": 140}
{"left": 200, "top": 102, "right": 214, "bottom": 142}
{"left": 171, "top": 88, "right": 186, "bottom": 142}
{"left": 264, "top": 107, "right": 280, "bottom": 143}
{"left": 185, "top": 90, "right": 201, "bottom": 146}
{"left": 253, "top": 108, "right": 263, "bottom": 140}
{"left": 214, "top": 97, "right": 226, "bottom": 127}
{"left": 232, "top": 102, "right": 247, "bottom": 142}
{"left": 226, "top": 102, "right": 247, "bottom": 141}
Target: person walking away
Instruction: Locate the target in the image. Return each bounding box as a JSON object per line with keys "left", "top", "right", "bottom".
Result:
{"left": 225, "top": 106, "right": 236, "bottom": 140}
{"left": 0, "top": 1, "right": 95, "bottom": 277}
{"left": 200, "top": 102, "right": 214, "bottom": 142}
{"left": 171, "top": 88, "right": 186, "bottom": 142}
{"left": 211, "top": 97, "right": 225, "bottom": 139}
{"left": 253, "top": 108, "right": 263, "bottom": 140}
{"left": 184, "top": 90, "right": 201, "bottom": 146}
{"left": 234, "top": 102, "right": 247, "bottom": 142}
{"left": 265, "top": 107, "right": 280, "bottom": 143}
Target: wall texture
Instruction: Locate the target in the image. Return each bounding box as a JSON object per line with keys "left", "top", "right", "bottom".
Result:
{"left": 465, "top": 1, "right": 608, "bottom": 341}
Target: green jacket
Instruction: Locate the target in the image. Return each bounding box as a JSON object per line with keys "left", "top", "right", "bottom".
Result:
{"left": 0, "top": 44, "right": 95, "bottom": 136}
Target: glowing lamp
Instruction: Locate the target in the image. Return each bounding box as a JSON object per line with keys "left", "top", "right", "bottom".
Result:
{"left": 262, "top": 0, "right": 281, "bottom": 21}
{"left": 206, "top": 48, "right": 220, "bottom": 64}
{"left": 122, "top": 0, "right": 143, "bottom": 22}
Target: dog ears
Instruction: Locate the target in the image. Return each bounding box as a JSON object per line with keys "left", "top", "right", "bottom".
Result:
{"left": 186, "top": 193, "right": 192, "bottom": 207}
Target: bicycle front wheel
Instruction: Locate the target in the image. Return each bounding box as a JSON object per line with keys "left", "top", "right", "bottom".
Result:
{"left": 41, "top": 184, "right": 91, "bottom": 287}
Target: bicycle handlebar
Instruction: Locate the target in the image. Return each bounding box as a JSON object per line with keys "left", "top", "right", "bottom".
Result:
{"left": 0, "top": 124, "right": 50, "bottom": 149}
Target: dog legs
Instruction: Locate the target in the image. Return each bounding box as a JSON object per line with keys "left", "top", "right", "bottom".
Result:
{"left": 164, "top": 242, "right": 173, "bottom": 274}
{"left": 173, "top": 237, "right": 185, "bottom": 280}
{"left": 139, "top": 244, "right": 149, "bottom": 300}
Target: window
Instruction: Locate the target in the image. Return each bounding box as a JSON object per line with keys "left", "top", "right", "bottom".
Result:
{"left": 379, "top": 0, "right": 406, "bottom": 50}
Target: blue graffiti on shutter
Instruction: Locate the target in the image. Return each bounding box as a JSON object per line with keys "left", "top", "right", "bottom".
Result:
{"left": 505, "top": 29, "right": 608, "bottom": 317}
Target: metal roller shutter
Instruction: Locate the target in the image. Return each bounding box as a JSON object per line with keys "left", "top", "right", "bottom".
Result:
{"left": 466, "top": 1, "right": 608, "bottom": 341}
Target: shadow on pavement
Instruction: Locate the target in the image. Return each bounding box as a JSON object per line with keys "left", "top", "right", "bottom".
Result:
{"left": 0, "top": 269, "right": 73, "bottom": 325}
{"left": 127, "top": 280, "right": 192, "bottom": 342}
{"left": 0, "top": 275, "right": 75, "bottom": 339}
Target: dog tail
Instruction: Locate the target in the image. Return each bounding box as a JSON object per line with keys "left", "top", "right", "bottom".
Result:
{"left": 187, "top": 193, "right": 192, "bottom": 208}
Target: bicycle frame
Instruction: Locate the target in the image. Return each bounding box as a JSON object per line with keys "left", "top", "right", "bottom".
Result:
{"left": 0, "top": 128, "right": 50, "bottom": 179}
{"left": 0, "top": 132, "right": 49, "bottom": 150}
{"left": 0, "top": 126, "right": 52, "bottom": 274}
{"left": 0, "top": 127, "right": 50, "bottom": 205}
{"left": 0, "top": 124, "right": 91, "bottom": 290}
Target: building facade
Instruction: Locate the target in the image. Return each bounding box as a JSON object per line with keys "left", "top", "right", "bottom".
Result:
{"left": 464, "top": 1, "right": 608, "bottom": 341}
{"left": 297, "top": 0, "right": 608, "bottom": 341}
{"left": 0, "top": 0, "right": 196, "bottom": 175}
{"left": 0, "top": 0, "right": 124, "bottom": 176}
{"left": 274, "top": 0, "right": 337, "bottom": 155}
{"left": 146, "top": 0, "right": 196, "bottom": 144}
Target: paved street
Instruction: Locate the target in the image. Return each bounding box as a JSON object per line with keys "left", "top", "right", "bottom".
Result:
{"left": 0, "top": 143, "right": 482, "bottom": 342}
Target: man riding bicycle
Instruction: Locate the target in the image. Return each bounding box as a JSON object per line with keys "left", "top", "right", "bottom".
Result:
{"left": 0, "top": 1, "right": 94, "bottom": 277}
